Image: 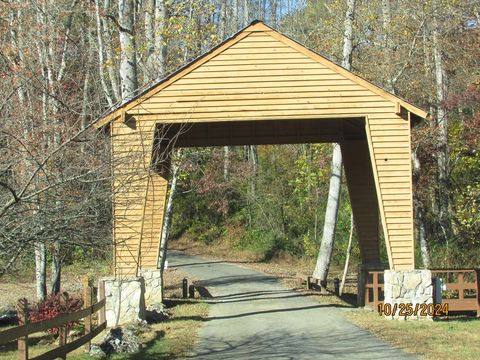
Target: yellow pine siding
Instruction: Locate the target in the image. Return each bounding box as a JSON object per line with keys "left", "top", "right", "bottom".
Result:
{"left": 366, "top": 116, "right": 414, "bottom": 270}
{"left": 111, "top": 119, "right": 168, "bottom": 276}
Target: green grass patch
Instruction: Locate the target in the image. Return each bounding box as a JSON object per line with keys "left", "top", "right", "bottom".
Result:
{"left": 345, "top": 310, "right": 480, "bottom": 360}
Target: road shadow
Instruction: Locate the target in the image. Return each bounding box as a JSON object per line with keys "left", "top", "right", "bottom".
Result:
{"left": 185, "top": 328, "right": 418, "bottom": 359}
{"left": 195, "top": 274, "right": 278, "bottom": 288}
{"left": 205, "top": 303, "right": 351, "bottom": 321}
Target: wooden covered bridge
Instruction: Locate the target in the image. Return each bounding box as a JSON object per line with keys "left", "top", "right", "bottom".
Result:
{"left": 96, "top": 22, "right": 428, "bottom": 284}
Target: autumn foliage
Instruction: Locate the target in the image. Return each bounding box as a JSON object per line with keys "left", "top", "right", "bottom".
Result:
{"left": 29, "top": 293, "right": 83, "bottom": 336}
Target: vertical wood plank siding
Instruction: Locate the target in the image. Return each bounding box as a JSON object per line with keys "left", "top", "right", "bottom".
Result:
{"left": 111, "top": 119, "right": 168, "bottom": 276}
{"left": 109, "top": 24, "right": 418, "bottom": 274}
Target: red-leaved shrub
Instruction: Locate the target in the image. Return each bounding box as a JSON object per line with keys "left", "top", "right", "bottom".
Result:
{"left": 29, "top": 293, "right": 83, "bottom": 336}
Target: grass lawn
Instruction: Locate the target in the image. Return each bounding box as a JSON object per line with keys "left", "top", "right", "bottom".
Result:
{"left": 345, "top": 309, "right": 480, "bottom": 360}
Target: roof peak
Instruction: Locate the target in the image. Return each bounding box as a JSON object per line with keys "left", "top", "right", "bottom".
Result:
{"left": 94, "top": 21, "right": 428, "bottom": 128}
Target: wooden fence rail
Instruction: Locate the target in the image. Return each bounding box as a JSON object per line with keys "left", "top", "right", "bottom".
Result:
{"left": 364, "top": 270, "right": 384, "bottom": 310}
{"left": 431, "top": 269, "right": 480, "bottom": 317}
{"left": 362, "top": 268, "right": 479, "bottom": 317}
{"left": 0, "top": 277, "right": 107, "bottom": 360}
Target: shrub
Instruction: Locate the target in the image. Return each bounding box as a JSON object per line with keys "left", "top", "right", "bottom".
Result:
{"left": 29, "top": 293, "right": 83, "bottom": 336}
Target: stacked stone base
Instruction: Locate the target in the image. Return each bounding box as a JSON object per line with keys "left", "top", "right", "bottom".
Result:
{"left": 103, "top": 269, "right": 165, "bottom": 326}
{"left": 383, "top": 269, "right": 433, "bottom": 320}
{"left": 139, "top": 268, "right": 164, "bottom": 306}
{"left": 103, "top": 277, "right": 146, "bottom": 327}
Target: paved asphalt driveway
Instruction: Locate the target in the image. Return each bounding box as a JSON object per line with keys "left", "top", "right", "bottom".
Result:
{"left": 168, "top": 251, "right": 417, "bottom": 360}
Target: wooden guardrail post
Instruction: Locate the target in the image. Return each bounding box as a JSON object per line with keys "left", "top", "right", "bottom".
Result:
{"left": 476, "top": 269, "right": 480, "bottom": 318}
{"left": 182, "top": 278, "right": 188, "bottom": 298}
{"left": 59, "top": 293, "right": 69, "bottom": 360}
{"left": 98, "top": 280, "right": 106, "bottom": 325}
{"left": 17, "top": 298, "right": 29, "bottom": 360}
{"left": 83, "top": 275, "right": 92, "bottom": 352}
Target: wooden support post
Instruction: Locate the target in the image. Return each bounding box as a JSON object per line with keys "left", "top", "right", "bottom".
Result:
{"left": 476, "top": 270, "right": 480, "bottom": 318}
{"left": 373, "top": 273, "right": 379, "bottom": 309}
{"left": 98, "top": 280, "right": 106, "bottom": 325}
{"left": 333, "top": 278, "right": 340, "bottom": 296}
{"left": 458, "top": 272, "right": 464, "bottom": 302}
{"left": 357, "top": 265, "right": 365, "bottom": 307}
{"left": 83, "top": 275, "right": 92, "bottom": 352}
{"left": 17, "top": 298, "right": 29, "bottom": 360}
{"left": 188, "top": 285, "right": 195, "bottom": 299}
{"left": 182, "top": 278, "right": 188, "bottom": 298}
{"left": 59, "top": 293, "right": 69, "bottom": 360}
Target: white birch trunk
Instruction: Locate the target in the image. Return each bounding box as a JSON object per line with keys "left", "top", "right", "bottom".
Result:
{"left": 313, "top": 143, "right": 343, "bottom": 285}
{"left": 381, "top": 0, "right": 395, "bottom": 93}
{"left": 144, "top": 0, "right": 155, "bottom": 82}
{"left": 270, "top": 0, "right": 277, "bottom": 27}
{"left": 223, "top": 146, "right": 230, "bottom": 181}
{"left": 243, "top": 0, "right": 249, "bottom": 26}
{"left": 103, "top": 0, "right": 120, "bottom": 101}
{"left": 249, "top": 145, "right": 258, "bottom": 197}
{"left": 232, "top": 0, "right": 239, "bottom": 33}
{"left": 35, "top": 241, "right": 47, "bottom": 301}
{"left": 340, "top": 212, "right": 354, "bottom": 296}
{"left": 313, "top": 0, "right": 355, "bottom": 286}
{"left": 118, "top": 0, "right": 138, "bottom": 100}
{"left": 157, "top": 160, "right": 180, "bottom": 302}
{"left": 432, "top": 0, "right": 451, "bottom": 241}
{"left": 412, "top": 150, "right": 431, "bottom": 267}
{"left": 154, "top": 0, "right": 167, "bottom": 76}
{"left": 94, "top": 0, "right": 114, "bottom": 107}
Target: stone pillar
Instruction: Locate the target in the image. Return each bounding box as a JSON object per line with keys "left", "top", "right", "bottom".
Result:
{"left": 103, "top": 277, "right": 146, "bottom": 326}
{"left": 139, "top": 268, "right": 163, "bottom": 307}
{"left": 384, "top": 269, "right": 433, "bottom": 320}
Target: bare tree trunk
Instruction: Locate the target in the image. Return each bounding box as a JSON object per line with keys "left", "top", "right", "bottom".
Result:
{"left": 158, "top": 158, "right": 180, "bottom": 302}
{"left": 144, "top": 0, "right": 155, "bottom": 82}
{"left": 340, "top": 212, "right": 354, "bottom": 296}
{"left": 9, "top": 5, "right": 46, "bottom": 300}
{"left": 51, "top": 242, "right": 61, "bottom": 294}
{"left": 270, "top": 0, "right": 277, "bottom": 27}
{"left": 243, "top": 0, "right": 249, "bottom": 26}
{"left": 103, "top": 0, "right": 120, "bottom": 101}
{"left": 219, "top": 0, "right": 227, "bottom": 39}
{"left": 381, "top": 0, "right": 395, "bottom": 93}
{"left": 412, "top": 150, "right": 431, "bottom": 268}
{"left": 249, "top": 145, "right": 258, "bottom": 197}
{"left": 154, "top": 0, "right": 167, "bottom": 76}
{"left": 35, "top": 241, "right": 47, "bottom": 301}
{"left": 232, "top": 0, "right": 239, "bottom": 33}
{"left": 313, "top": 0, "right": 355, "bottom": 287}
{"left": 94, "top": 0, "right": 114, "bottom": 107}
{"left": 313, "top": 143, "right": 343, "bottom": 285}
{"left": 223, "top": 146, "right": 230, "bottom": 181}
{"left": 219, "top": 0, "right": 229, "bottom": 181}
{"left": 432, "top": 0, "right": 451, "bottom": 243}
{"left": 118, "top": 0, "right": 138, "bottom": 100}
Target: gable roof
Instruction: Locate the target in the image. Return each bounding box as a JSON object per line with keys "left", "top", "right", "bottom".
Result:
{"left": 95, "top": 21, "right": 428, "bottom": 128}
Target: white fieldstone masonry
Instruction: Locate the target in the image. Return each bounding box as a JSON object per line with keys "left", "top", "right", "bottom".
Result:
{"left": 103, "top": 277, "right": 146, "bottom": 326}
{"left": 384, "top": 270, "right": 433, "bottom": 320}
{"left": 139, "top": 268, "right": 164, "bottom": 306}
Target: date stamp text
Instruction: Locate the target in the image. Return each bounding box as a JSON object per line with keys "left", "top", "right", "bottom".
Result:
{"left": 377, "top": 303, "right": 449, "bottom": 317}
